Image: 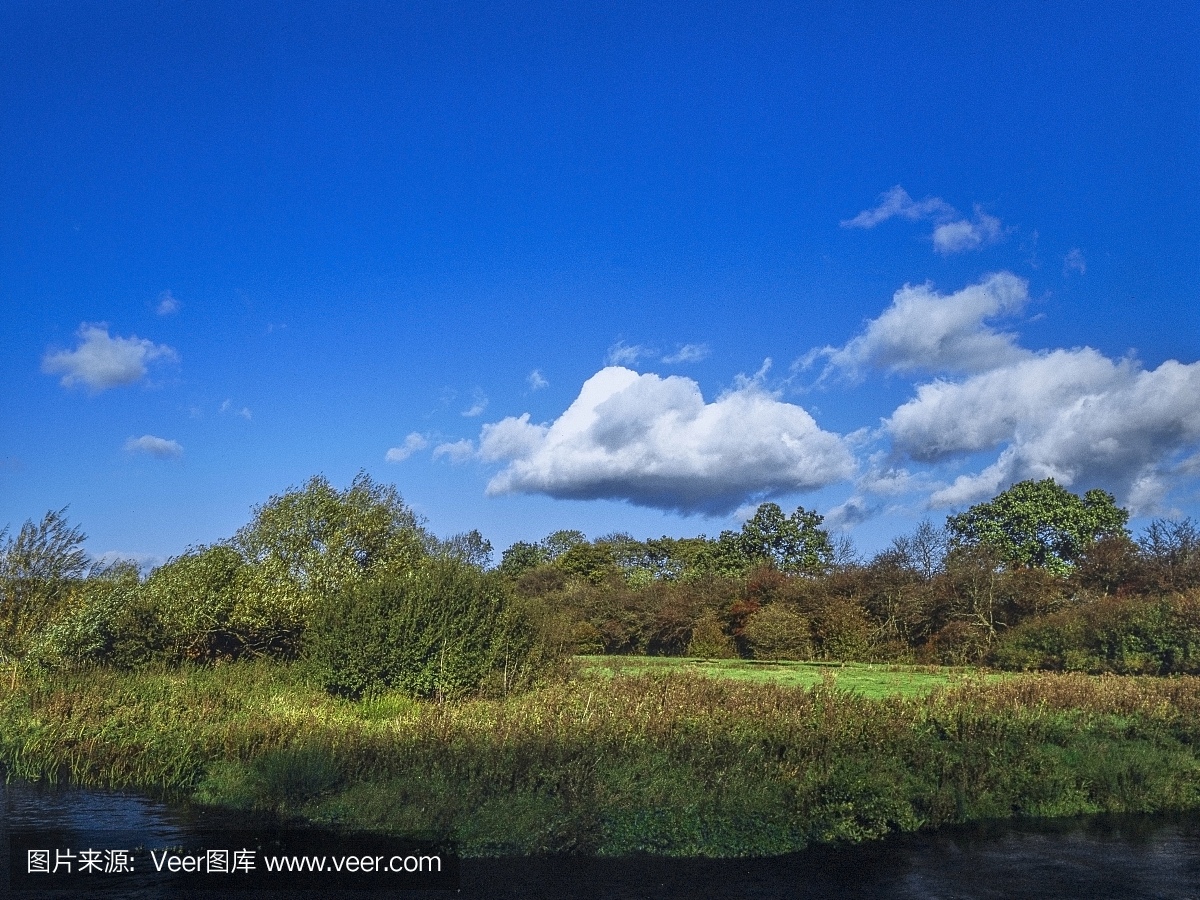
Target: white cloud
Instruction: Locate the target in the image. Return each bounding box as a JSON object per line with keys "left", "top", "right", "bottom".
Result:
{"left": 1064, "top": 248, "right": 1087, "bottom": 275}
{"left": 818, "top": 272, "right": 1032, "bottom": 379}
{"left": 461, "top": 390, "right": 489, "bottom": 417}
{"left": 433, "top": 439, "right": 476, "bottom": 464}
{"left": 386, "top": 432, "right": 429, "bottom": 463}
{"left": 156, "top": 290, "right": 181, "bottom": 316}
{"left": 605, "top": 340, "right": 654, "bottom": 367}
{"left": 889, "top": 349, "right": 1128, "bottom": 463}
{"left": 884, "top": 351, "right": 1200, "bottom": 513}
{"left": 527, "top": 369, "right": 549, "bottom": 390}
{"left": 42, "top": 323, "right": 179, "bottom": 392}
{"left": 804, "top": 268, "right": 1200, "bottom": 516}
{"left": 478, "top": 366, "right": 854, "bottom": 515}
{"left": 843, "top": 187, "right": 1005, "bottom": 255}
{"left": 124, "top": 435, "right": 183, "bottom": 459}
{"left": 856, "top": 456, "right": 932, "bottom": 497}
{"left": 931, "top": 207, "right": 1003, "bottom": 254}
{"left": 841, "top": 186, "right": 956, "bottom": 228}
{"left": 662, "top": 343, "right": 711, "bottom": 365}
{"left": 220, "top": 399, "right": 252, "bottom": 420}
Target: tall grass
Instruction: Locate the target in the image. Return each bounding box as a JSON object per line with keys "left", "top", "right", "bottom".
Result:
{"left": 3, "top": 662, "right": 1200, "bottom": 856}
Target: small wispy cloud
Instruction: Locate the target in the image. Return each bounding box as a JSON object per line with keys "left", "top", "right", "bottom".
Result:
{"left": 931, "top": 206, "right": 1004, "bottom": 255}
{"left": 385, "top": 432, "right": 429, "bottom": 463}
{"left": 124, "top": 434, "right": 183, "bottom": 459}
{"left": 527, "top": 369, "right": 549, "bottom": 391}
{"left": 662, "top": 343, "right": 710, "bottom": 365}
{"left": 219, "top": 399, "right": 252, "bottom": 420}
{"left": 841, "top": 186, "right": 956, "bottom": 228}
{"left": 1064, "top": 248, "right": 1087, "bottom": 276}
{"left": 606, "top": 340, "right": 655, "bottom": 367}
{"left": 433, "top": 439, "right": 476, "bottom": 464}
{"left": 42, "top": 323, "right": 179, "bottom": 392}
{"left": 462, "top": 390, "right": 489, "bottom": 418}
{"left": 156, "top": 290, "right": 181, "bottom": 316}
{"left": 843, "top": 186, "right": 1006, "bottom": 255}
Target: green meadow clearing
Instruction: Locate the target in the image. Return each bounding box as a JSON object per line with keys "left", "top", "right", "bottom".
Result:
{"left": 573, "top": 655, "right": 996, "bottom": 697}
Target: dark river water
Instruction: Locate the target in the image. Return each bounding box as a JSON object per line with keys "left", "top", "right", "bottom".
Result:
{"left": 3, "top": 779, "right": 1200, "bottom": 898}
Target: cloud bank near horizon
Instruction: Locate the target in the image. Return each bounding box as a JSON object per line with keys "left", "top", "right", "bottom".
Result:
{"left": 454, "top": 272, "right": 1200, "bottom": 521}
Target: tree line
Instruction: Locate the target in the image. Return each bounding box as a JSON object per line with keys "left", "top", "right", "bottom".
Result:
{"left": 3, "top": 475, "right": 1199, "bottom": 698}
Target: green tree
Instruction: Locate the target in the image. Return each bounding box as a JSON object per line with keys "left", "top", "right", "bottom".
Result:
{"left": 540, "top": 529, "right": 586, "bottom": 561}
{"left": 0, "top": 509, "right": 90, "bottom": 656}
{"left": 497, "top": 541, "right": 549, "bottom": 579}
{"left": 232, "top": 472, "right": 430, "bottom": 601}
{"left": 738, "top": 502, "right": 834, "bottom": 576}
{"left": 437, "top": 529, "right": 494, "bottom": 569}
{"left": 946, "top": 479, "right": 1128, "bottom": 575}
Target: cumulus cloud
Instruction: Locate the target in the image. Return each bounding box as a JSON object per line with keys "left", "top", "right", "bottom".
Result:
{"left": 605, "top": 341, "right": 654, "bottom": 366}
{"left": 842, "top": 186, "right": 1006, "bottom": 255}
{"left": 42, "top": 323, "right": 179, "bottom": 392}
{"left": 385, "top": 432, "right": 429, "bottom": 463}
{"left": 662, "top": 343, "right": 711, "bottom": 364}
{"left": 477, "top": 366, "right": 854, "bottom": 515}
{"left": 802, "top": 268, "right": 1200, "bottom": 516}
{"left": 124, "top": 435, "right": 183, "bottom": 459}
{"left": 817, "top": 272, "right": 1032, "bottom": 379}
{"left": 433, "top": 439, "right": 476, "bottom": 464}
{"left": 527, "top": 369, "right": 549, "bottom": 390}
{"left": 884, "top": 351, "right": 1200, "bottom": 513}
{"left": 1064, "top": 248, "right": 1087, "bottom": 275}
{"left": 156, "top": 290, "right": 181, "bottom": 315}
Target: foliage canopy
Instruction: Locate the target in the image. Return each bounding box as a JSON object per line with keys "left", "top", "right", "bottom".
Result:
{"left": 947, "top": 479, "right": 1128, "bottom": 575}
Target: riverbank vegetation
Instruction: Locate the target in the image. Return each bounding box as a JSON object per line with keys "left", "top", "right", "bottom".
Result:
{"left": 3, "top": 473, "right": 1200, "bottom": 855}
{"left": 4, "top": 662, "right": 1200, "bottom": 855}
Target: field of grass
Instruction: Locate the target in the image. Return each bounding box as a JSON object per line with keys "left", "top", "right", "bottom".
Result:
{"left": 4, "top": 661, "right": 1200, "bottom": 856}
{"left": 574, "top": 655, "right": 994, "bottom": 698}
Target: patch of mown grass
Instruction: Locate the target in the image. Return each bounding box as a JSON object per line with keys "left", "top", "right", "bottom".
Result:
{"left": 574, "top": 655, "right": 988, "bottom": 698}
{"left": 4, "top": 661, "right": 1200, "bottom": 857}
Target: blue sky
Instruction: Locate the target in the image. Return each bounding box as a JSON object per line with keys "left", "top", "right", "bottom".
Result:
{"left": 3, "top": 1, "right": 1198, "bottom": 567}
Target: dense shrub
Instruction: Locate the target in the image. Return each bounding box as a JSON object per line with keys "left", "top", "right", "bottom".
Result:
{"left": 26, "top": 562, "right": 142, "bottom": 668}
{"left": 743, "top": 603, "right": 812, "bottom": 660}
{"left": 685, "top": 614, "right": 737, "bottom": 658}
{"left": 993, "top": 591, "right": 1200, "bottom": 674}
{"left": 304, "top": 558, "right": 546, "bottom": 699}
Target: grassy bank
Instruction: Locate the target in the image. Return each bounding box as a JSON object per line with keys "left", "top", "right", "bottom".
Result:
{"left": 4, "top": 661, "right": 1200, "bottom": 856}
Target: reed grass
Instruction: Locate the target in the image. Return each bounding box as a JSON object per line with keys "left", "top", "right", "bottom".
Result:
{"left": 4, "top": 661, "right": 1200, "bottom": 856}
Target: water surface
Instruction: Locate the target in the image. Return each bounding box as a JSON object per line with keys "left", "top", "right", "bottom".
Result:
{"left": 4, "top": 780, "right": 1199, "bottom": 898}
